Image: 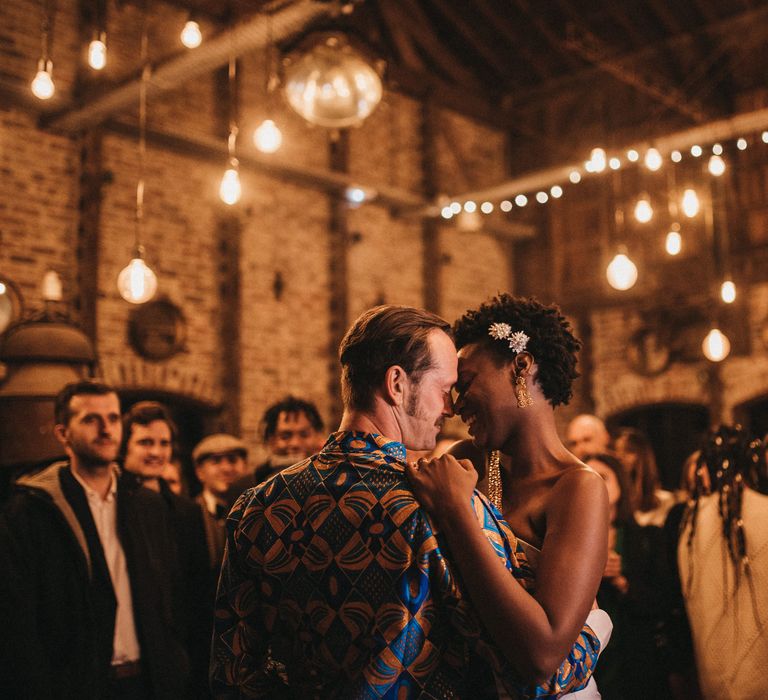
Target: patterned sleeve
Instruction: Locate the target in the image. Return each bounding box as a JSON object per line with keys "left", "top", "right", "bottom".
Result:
{"left": 210, "top": 490, "right": 287, "bottom": 699}
{"left": 439, "top": 493, "right": 602, "bottom": 699}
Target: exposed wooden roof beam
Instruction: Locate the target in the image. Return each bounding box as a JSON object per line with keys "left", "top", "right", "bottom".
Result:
{"left": 44, "top": 0, "right": 332, "bottom": 133}
{"left": 507, "top": 3, "right": 768, "bottom": 111}
{"left": 562, "top": 27, "right": 708, "bottom": 122}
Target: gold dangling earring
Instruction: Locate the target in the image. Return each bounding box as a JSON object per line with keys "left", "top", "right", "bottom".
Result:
{"left": 486, "top": 450, "right": 503, "bottom": 510}
{"left": 515, "top": 375, "right": 533, "bottom": 408}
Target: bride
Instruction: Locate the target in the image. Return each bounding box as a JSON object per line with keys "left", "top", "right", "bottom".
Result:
{"left": 407, "top": 295, "right": 612, "bottom": 698}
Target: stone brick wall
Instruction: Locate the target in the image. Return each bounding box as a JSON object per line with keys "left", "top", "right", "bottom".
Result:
{"left": 0, "top": 0, "right": 515, "bottom": 462}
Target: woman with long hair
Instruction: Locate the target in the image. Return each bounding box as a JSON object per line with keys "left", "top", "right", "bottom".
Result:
{"left": 678, "top": 425, "right": 768, "bottom": 699}
{"left": 407, "top": 294, "right": 612, "bottom": 698}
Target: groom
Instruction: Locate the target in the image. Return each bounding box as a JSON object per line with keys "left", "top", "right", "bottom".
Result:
{"left": 211, "top": 305, "right": 599, "bottom": 698}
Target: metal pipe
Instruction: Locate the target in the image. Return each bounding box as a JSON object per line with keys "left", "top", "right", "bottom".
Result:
{"left": 441, "top": 105, "right": 768, "bottom": 208}
{"left": 46, "top": 0, "right": 332, "bottom": 133}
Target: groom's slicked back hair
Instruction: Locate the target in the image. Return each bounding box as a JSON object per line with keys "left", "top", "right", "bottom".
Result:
{"left": 339, "top": 305, "right": 452, "bottom": 411}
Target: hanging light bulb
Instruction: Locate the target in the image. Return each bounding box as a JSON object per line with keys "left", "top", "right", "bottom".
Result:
{"left": 681, "top": 189, "right": 700, "bottom": 217}
{"left": 31, "top": 58, "right": 55, "bottom": 100}
{"left": 253, "top": 118, "right": 282, "bottom": 153}
{"left": 181, "top": 19, "right": 202, "bottom": 48}
{"left": 702, "top": 327, "right": 731, "bottom": 362}
{"left": 118, "top": 252, "right": 158, "bottom": 304}
{"left": 606, "top": 250, "right": 638, "bottom": 290}
{"left": 721, "top": 280, "right": 736, "bottom": 304}
{"left": 88, "top": 32, "right": 107, "bottom": 70}
{"left": 708, "top": 154, "right": 726, "bottom": 176}
{"left": 644, "top": 148, "right": 663, "bottom": 171}
{"left": 670, "top": 150, "right": 682, "bottom": 163}
{"left": 589, "top": 148, "right": 606, "bottom": 173}
{"left": 634, "top": 196, "right": 653, "bottom": 223}
{"left": 737, "top": 138, "right": 747, "bottom": 150}
{"left": 219, "top": 159, "right": 241, "bottom": 205}
{"left": 665, "top": 229, "right": 682, "bottom": 255}
{"left": 626, "top": 149, "right": 639, "bottom": 162}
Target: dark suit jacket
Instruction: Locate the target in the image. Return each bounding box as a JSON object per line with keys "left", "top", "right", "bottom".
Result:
{"left": 0, "top": 463, "right": 189, "bottom": 699}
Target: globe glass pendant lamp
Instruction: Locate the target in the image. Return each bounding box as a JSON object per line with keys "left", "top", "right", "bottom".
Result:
{"left": 118, "top": 247, "right": 157, "bottom": 304}
{"left": 283, "top": 35, "right": 383, "bottom": 128}
{"left": 702, "top": 327, "right": 730, "bottom": 362}
{"left": 606, "top": 248, "right": 638, "bottom": 291}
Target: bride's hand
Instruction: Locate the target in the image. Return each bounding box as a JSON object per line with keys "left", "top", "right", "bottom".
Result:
{"left": 406, "top": 454, "right": 478, "bottom": 521}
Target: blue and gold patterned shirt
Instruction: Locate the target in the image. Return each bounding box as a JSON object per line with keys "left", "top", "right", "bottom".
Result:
{"left": 211, "top": 432, "right": 598, "bottom": 698}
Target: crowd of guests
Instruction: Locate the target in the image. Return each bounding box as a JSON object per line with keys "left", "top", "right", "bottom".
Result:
{"left": 564, "top": 413, "right": 768, "bottom": 700}
{"left": 1, "top": 299, "right": 767, "bottom": 699}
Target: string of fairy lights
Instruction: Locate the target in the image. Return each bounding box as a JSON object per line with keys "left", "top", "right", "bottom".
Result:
{"left": 439, "top": 132, "right": 768, "bottom": 362}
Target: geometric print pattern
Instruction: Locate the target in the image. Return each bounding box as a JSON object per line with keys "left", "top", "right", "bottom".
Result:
{"left": 211, "top": 432, "right": 599, "bottom": 699}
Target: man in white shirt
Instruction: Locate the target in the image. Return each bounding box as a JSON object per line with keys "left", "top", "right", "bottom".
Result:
{"left": 0, "top": 380, "right": 188, "bottom": 699}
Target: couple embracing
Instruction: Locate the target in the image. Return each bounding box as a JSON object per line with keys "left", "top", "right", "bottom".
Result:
{"left": 212, "top": 294, "right": 611, "bottom": 699}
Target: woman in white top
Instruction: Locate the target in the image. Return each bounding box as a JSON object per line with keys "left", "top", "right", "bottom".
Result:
{"left": 407, "top": 295, "right": 612, "bottom": 698}
{"left": 678, "top": 425, "right": 768, "bottom": 700}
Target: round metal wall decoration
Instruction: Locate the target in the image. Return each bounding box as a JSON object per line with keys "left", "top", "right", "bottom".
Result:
{"left": 128, "top": 298, "right": 187, "bottom": 361}
{"left": 627, "top": 326, "right": 671, "bottom": 376}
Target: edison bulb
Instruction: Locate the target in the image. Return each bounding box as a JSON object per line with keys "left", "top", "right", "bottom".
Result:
{"left": 117, "top": 258, "right": 157, "bottom": 304}
{"left": 702, "top": 328, "right": 730, "bottom": 362}
{"left": 181, "top": 20, "right": 202, "bottom": 48}
{"left": 644, "top": 148, "right": 662, "bottom": 171}
{"left": 665, "top": 230, "right": 682, "bottom": 255}
{"left": 569, "top": 170, "right": 582, "bottom": 184}
{"left": 31, "top": 60, "right": 55, "bottom": 100}
{"left": 634, "top": 197, "right": 653, "bottom": 223}
{"left": 88, "top": 36, "right": 107, "bottom": 70}
{"left": 682, "top": 189, "right": 700, "bottom": 217}
{"left": 219, "top": 165, "right": 241, "bottom": 205}
{"left": 708, "top": 155, "right": 726, "bottom": 176}
{"left": 440, "top": 206, "right": 453, "bottom": 219}
{"left": 721, "top": 280, "right": 736, "bottom": 304}
{"left": 606, "top": 252, "right": 638, "bottom": 291}
{"left": 589, "top": 148, "right": 606, "bottom": 173}
{"left": 253, "top": 119, "right": 282, "bottom": 153}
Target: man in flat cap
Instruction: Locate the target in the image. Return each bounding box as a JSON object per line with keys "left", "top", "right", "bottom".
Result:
{"left": 193, "top": 434, "right": 248, "bottom": 569}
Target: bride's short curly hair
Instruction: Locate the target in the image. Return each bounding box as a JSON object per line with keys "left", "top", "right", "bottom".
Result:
{"left": 453, "top": 294, "right": 581, "bottom": 406}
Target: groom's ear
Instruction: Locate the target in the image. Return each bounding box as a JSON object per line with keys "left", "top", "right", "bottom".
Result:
{"left": 383, "top": 365, "right": 407, "bottom": 407}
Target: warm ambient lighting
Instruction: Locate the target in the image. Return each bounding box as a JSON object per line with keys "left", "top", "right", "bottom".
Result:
{"left": 702, "top": 328, "right": 730, "bottom": 362}
{"left": 283, "top": 36, "right": 382, "bottom": 128}
{"left": 691, "top": 145, "right": 703, "bottom": 157}
{"left": 31, "top": 59, "right": 55, "bottom": 100}
{"left": 588, "top": 148, "right": 607, "bottom": 173}
{"left": 671, "top": 150, "right": 682, "bottom": 163}
{"left": 644, "top": 148, "right": 662, "bottom": 171}
{"left": 41, "top": 270, "right": 63, "bottom": 301}
{"left": 708, "top": 155, "right": 726, "bottom": 176}
{"left": 606, "top": 251, "right": 638, "bottom": 291}
{"left": 0, "top": 282, "right": 6, "bottom": 295}
{"left": 117, "top": 256, "right": 157, "bottom": 304}
{"left": 536, "top": 191, "right": 549, "bottom": 204}
{"left": 480, "top": 201, "right": 494, "bottom": 213}
{"left": 440, "top": 206, "right": 452, "bottom": 219}
{"left": 515, "top": 194, "right": 528, "bottom": 207}
{"left": 180, "top": 20, "right": 202, "bottom": 49}
{"left": 219, "top": 161, "right": 242, "bottom": 205}
{"left": 682, "top": 189, "right": 700, "bottom": 217}
{"left": 253, "top": 119, "right": 282, "bottom": 153}
{"left": 463, "top": 201, "right": 477, "bottom": 213}
{"left": 626, "top": 149, "right": 639, "bottom": 162}
{"left": 569, "top": 170, "right": 582, "bottom": 183}
{"left": 88, "top": 34, "right": 107, "bottom": 70}
{"left": 721, "top": 280, "right": 736, "bottom": 304}
{"left": 609, "top": 157, "right": 621, "bottom": 170}
{"left": 737, "top": 138, "right": 748, "bottom": 150}
{"left": 500, "top": 200, "right": 513, "bottom": 212}
{"left": 634, "top": 196, "right": 653, "bottom": 223}
{"left": 550, "top": 185, "right": 563, "bottom": 198}
{"left": 665, "top": 229, "right": 682, "bottom": 255}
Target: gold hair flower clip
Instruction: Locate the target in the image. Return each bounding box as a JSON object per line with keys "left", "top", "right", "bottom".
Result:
{"left": 488, "top": 323, "right": 529, "bottom": 354}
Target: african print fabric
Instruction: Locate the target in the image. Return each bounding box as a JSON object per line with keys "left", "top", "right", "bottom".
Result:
{"left": 211, "top": 431, "right": 599, "bottom": 698}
